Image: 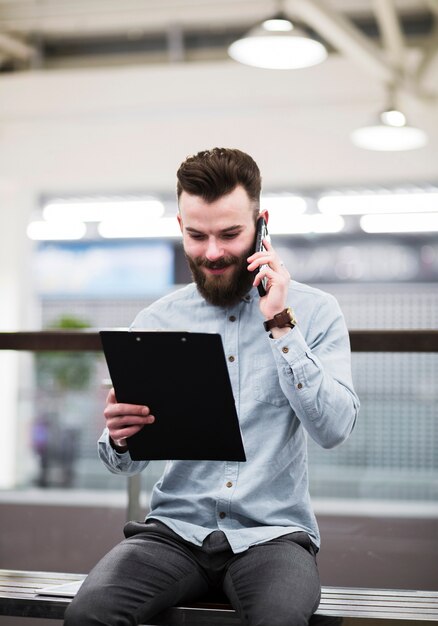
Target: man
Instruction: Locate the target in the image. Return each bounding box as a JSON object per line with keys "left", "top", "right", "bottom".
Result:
{"left": 65, "top": 147, "right": 359, "bottom": 626}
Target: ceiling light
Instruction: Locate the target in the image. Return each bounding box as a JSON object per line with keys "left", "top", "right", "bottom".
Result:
{"left": 228, "top": 12, "right": 327, "bottom": 69}
{"left": 43, "top": 197, "right": 165, "bottom": 222}
{"left": 380, "top": 109, "right": 406, "bottom": 127}
{"left": 351, "top": 106, "right": 428, "bottom": 151}
{"left": 261, "top": 195, "right": 306, "bottom": 232}
{"left": 318, "top": 192, "right": 438, "bottom": 215}
{"left": 27, "top": 220, "right": 86, "bottom": 241}
{"left": 98, "top": 216, "right": 181, "bottom": 239}
{"left": 268, "top": 214, "right": 344, "bottom": 235}
{"left": 261, "top": 194, "right": 307, "bottom": 212}
{"left": 360, "top": 213, "right": 438, "bottom": 233}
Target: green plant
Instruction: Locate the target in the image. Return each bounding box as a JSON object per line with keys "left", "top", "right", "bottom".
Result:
{"left": 36, "top": 315, "right": 95, "bottom": 391}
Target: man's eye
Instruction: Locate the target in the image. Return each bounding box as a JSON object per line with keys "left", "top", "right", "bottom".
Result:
{"left": 222, "top": 233, "right": 239, "bottom": 240}
{"left": 189, "top": 233, "right": 206, "bottom": 241}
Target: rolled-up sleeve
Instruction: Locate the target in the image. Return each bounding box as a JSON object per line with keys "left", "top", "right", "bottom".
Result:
{"left": 269, "top": 294, "right": 359, "bottom": 448}
{"left": 98, "top": 428, "right": 150, "bottom": 475}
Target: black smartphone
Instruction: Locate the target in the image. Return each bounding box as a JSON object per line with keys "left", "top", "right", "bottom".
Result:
{"left": 254, "top": 217, "right": 269, "bottom": 297}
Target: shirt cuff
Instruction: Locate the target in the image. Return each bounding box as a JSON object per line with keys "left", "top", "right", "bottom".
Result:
{"left": 99, "top": 428, "right": 130, "bottom": 458}
{"left": 269, "top": 325, "right": 310, "bottom": 366}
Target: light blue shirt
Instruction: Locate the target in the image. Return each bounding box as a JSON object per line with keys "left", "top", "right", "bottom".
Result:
{"left": 98, "top": 281, "right": 359, "bottom": 553}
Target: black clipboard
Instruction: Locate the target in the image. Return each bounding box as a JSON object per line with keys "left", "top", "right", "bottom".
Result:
{"left": 99, "top": 330, "right": 246, "bottom": 462}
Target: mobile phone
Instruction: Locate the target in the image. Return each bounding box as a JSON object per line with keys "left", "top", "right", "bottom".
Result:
{"left": 254, "top": 217, "right": 269, "bottom": 297}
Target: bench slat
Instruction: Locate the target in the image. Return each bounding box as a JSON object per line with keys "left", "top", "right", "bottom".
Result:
{"left": 320, "top": 599, "right": 438, "bottom": 609}
{"left": 323, "top": 588, "right": 438, "bottom": 598}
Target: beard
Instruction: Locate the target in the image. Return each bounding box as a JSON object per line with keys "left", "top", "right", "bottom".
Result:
{"left": 186, "top": 242, "right": 255, "bottom": 307}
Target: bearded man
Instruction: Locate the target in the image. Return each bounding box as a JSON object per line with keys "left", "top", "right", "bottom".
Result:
{"left": 65, "top": 147, "right": 359, "bottom": 626}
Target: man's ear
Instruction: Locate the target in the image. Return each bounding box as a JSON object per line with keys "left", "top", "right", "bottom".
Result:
{"left": 177, "top": 213, "right": 183, "bottom": 233}
{"left": 259, "top": 209, "right": 269, "bottom": 225}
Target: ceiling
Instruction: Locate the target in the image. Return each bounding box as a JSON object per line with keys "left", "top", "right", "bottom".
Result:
{"left": 0, "top": 0, "right": 437, "bottom": 72}
{"left": 0, "top": 0, "right": 437, "bottom": 195}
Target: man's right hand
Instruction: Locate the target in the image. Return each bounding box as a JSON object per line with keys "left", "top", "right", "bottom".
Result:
{"left": 104, "top": 388, "right": 155, "bottom": 451}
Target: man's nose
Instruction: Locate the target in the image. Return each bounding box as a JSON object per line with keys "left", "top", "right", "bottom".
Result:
{"left": 205, "top": 238, "right": 224, "bottom": 261}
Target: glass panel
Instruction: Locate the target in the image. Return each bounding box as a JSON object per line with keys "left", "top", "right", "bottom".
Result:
{"left": 13, "top": 351, "right": 167, "bottom": 492}
{"left": 308, "top": 353, "right": 438, "bottom": 501}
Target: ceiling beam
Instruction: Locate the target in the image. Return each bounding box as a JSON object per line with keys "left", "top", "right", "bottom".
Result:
{"left": 0, "top": 1, "right": 271, "bottom": 36}
{"left": 289, "top": 0, "right": 425, "bottom": 99}
{"left": 414, "top": 17, "right": 438, "bottom": 89}
{"left": 371, "top": 0, "right": 405, "bottom": 72}
{"left": 290, "top": 0, "right": 394, "bottom": 82}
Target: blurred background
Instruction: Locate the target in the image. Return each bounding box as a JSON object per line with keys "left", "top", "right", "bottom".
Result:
{"left": 0, "top": 0, "right": 437, "bottom": 611}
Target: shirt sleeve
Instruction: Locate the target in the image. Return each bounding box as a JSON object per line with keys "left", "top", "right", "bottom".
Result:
{"left": 98, "top": 428, "right": 150, "bottom": 475}
{"left": 269, "top": 293, "right": 360, "bottom": 448}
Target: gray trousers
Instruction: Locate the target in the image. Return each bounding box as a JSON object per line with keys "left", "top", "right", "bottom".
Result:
{"left": 64, "top": 520, "right": 326, "bottom": 626}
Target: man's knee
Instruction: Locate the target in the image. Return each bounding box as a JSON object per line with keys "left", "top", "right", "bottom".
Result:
{"left": 64, "top": 593, "right": 134, "bottom": 626}
{"left": 64, "top": 598, "right": 94, "bottom": 626}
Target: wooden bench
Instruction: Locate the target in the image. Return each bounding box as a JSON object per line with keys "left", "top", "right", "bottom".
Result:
{"left": 1, "top": 569, "right": 438, "bottom": 624}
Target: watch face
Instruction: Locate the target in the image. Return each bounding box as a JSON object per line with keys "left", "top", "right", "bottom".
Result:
{"left": 286, "top": 308, "right": 297, "bottom": 325}
{"left": 287, "top": 310, "right": 297, "bottom": 326}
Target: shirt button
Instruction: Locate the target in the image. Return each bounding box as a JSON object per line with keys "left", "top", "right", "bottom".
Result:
{"left": 297, "top": 383, "right": 303, "bottom": 389}
{"left": 226, "top": 481, "right": 233, "bottom": 488}
{"left": 229, "top": 315, "right": 236, "bottom": 322}
{"left": 228, "top": 355, "right": 235, "bottom": 362}
{"left": 219, "top": 512, "right": 226, "bottom": 519}
{"left": 282, "top": 347, "right": 289, "bottom": 354}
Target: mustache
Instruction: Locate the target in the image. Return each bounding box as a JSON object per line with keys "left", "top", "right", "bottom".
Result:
{"left": 196, "top": 256, "right": 238, "bottom": 270}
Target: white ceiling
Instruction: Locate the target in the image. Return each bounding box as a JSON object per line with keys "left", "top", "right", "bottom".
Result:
{"left": 0, "top": 0, "right": 434, "bottom": 36}
{"left": 0, "top": 0, "right": 437, "bottom": 196}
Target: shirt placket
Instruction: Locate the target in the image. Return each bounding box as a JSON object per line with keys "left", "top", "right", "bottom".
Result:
{"left": 216, "top": 307, "right": 240, "bottom": 528}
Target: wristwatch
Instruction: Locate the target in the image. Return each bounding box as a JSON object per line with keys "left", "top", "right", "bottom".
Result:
{"left": 263, "top": 307, "right": 297, "bottom": 332}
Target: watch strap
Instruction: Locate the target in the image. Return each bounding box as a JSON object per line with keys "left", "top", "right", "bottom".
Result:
{"left": 263, "top": 307, "right": 296, "bottom": 332}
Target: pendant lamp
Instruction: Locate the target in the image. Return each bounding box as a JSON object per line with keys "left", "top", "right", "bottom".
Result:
{"left": 228, "top": 11, "right": 327, "bottom": 70}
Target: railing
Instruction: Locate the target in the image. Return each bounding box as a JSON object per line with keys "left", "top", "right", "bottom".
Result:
{"left": 1, "top": 329, "right": 438, "bottom": 519}
{"left": 1, "top": 329, "right": 438, "bottom": 352}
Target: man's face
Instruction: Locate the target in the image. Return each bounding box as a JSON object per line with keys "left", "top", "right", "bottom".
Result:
{"left": 178, "top": 185, "right": 264, "bottom": 307}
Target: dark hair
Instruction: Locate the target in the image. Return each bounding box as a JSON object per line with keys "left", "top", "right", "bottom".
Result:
{"left": 176, "top": 148, "right": 261, "bottom": 207}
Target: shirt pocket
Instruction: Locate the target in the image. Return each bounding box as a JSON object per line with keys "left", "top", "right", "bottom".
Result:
{"left": 253, "top": 360, "right": 290, "bottom": 407}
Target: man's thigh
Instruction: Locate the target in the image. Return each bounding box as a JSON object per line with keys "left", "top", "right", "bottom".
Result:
{"left": 64, "top": 521, "right": 209, "bottom": 626}
{"left": 223, "top": 532, "right": 321, "bottom": 626}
